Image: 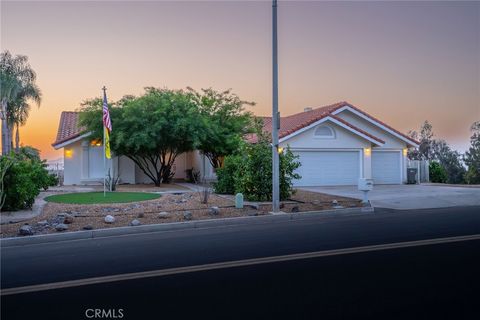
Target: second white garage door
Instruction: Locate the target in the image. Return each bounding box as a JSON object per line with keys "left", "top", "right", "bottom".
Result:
{"left": 294, "top": 151, "right": 360, "bottom": 186}
{"left": 372, "top": 151, "right": 401, "bottom": 184}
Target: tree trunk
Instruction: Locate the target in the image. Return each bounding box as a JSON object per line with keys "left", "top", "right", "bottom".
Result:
{"left": 0, "top": 99, "right": 11, "bottom": 155}
{"left": 15, "top": 123, "right": 20, "bottom": 152}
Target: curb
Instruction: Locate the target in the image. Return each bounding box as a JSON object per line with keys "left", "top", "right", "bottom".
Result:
{"left": 0, "top": 205, "right": 374, "bottom": 247}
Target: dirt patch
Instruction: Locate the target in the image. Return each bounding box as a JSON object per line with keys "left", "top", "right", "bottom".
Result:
{"left": 0, "top": 190, "right": 360, "bottom": 238}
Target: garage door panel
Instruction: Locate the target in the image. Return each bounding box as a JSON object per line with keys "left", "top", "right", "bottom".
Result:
{"left": 372, "top": 151, "right": 401, "bottom": 184}
{"left": 294, "top": 151, "right": 360, "bottom": 186}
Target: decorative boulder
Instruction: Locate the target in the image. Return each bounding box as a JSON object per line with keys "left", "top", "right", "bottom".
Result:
{"left": 37, "top": 220, "right": 49, "bottom": 227}
{"left": 248, "top": 211, "right": 258, "bottom": 217}
{"left": 63, "top": 214, "right": 74, "bottom": 224}
{"left": 55, "top": 223, "right": 68, "bottom": 231}
{"left": 82, "top": 225, "right": 93, "bottom": 230}
{"left": 208, "top": 206, "right": 220, "bottom": 216}
{"left": 332, "top": 200, "right": 339, "bottom": 206}
{"left": 130, "top": 219, "right": 141, "bottom": 226}
{"left": 291, "top": 206, "right": 300, "bottom": 213}
{"left": 137, "top": 212, "right": 145, "bottom": 218}
{"left": 157, "top": 212, "right": 171, "bottom": 219}
{"left": 19, "top": 225, "right": 33, "bottom": 236}
{"left": 104, "top": 215, "right": 115, "bottom": 223}
{"left": 183, "top": 211, "right": 193, "bottom": 221}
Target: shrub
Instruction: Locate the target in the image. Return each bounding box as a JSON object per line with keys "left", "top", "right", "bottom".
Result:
{"left": 214, "top": 155, "right": 240, "bottom": 194}
{"left": 1, "top": 147, "right": 58, "bottom": 211}
{"left": 429, "top": 161, "right": 447, "bottom": 183}
{"left": 214, "top": 140, "right": 301, "bottom": 201}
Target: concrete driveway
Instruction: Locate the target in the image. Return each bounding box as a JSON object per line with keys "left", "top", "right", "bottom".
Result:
{"left": 299, "top": 184, "right": 480, "bottom": 210}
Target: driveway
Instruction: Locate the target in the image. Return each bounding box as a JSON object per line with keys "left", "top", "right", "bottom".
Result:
{"left": 299, "top": 184, "right": 480, "bottom": 210}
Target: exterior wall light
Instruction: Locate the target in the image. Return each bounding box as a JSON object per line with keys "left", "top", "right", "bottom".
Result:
{"left": 364, "top": 148, "right": 371, "bottom": 156}
{"left": 277, "top": 147, "right": 284, "bottom": 154}
{"left": 403, "top": 148, "right": 408, "bottom": 156}
{"left": 65, "top": 149, "right": 73, "bottom": 158}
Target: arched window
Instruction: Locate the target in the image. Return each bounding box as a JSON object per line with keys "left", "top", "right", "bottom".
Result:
{"left": 314, "top": 125, "right": 335, "bottom": 138}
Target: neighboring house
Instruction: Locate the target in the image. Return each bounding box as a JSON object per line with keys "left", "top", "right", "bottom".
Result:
{"left": 52, "top": 101, "right": 419, "bottom": 186}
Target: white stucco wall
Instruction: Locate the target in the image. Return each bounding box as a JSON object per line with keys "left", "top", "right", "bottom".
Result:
{"left": 190, "top": 150, "right": 216, "bottom": 181}
{"left": 117, "top": 156, "right": 135, "bottom": 184}
{"left": 63, "top": 141, "right": 82, "bottom": 185}
{"left": 280, "top": 121, "right": 371, "bottom": 150}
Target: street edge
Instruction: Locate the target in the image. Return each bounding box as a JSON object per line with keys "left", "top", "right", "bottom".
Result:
{"left": 0, "top": 205, "right": 374, "bottom": 247}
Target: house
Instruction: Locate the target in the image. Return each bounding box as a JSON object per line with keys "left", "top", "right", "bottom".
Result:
{"left": 52, "top": 101, "right": 419, "bottom": 186}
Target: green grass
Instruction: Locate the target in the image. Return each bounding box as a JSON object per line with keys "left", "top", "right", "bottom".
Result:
{"left": 45, "top": 192, "right": 161, "bottom": 204}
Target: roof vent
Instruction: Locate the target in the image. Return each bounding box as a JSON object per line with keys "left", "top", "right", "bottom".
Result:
{"left": 304, "top": 107, "right": 313, "bottom": 112}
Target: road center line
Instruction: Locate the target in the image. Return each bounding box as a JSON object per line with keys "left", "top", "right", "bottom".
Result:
{"left": 2, "top": 234, "right": 479, "bottom": 296}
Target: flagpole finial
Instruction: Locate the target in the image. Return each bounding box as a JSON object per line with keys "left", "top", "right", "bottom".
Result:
{"left": 102, "top": 86, "right": 107, "bottom": 93}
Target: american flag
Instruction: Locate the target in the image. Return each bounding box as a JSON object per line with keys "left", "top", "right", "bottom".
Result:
{"left": 103, "top": 89, "right": 112, "bottom": 132}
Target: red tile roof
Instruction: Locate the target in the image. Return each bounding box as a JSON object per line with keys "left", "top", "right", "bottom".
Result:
{"left": 249, "top": 101, "right": 419, "bottom": 145}
{"left": 52, "top": 112, "right": 84, "bottom": 147}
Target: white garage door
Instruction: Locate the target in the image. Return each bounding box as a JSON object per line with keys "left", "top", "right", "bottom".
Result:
{"left": 372, "top": 151, "right": 401, "bottom": 184}
{"left": 294, "top": 151, "right": 360, "bottom": 186}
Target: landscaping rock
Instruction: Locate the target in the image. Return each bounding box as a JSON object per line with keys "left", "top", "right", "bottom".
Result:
{"left": 248, "top": 211, "right": 258, "bottom": 216}
{"left": 37, "top": 220, "right": 49, "bottom": 227}
{"left": 82, "top": 225, "right": 93, "bottom": 230}
{"left": 19, "top": 225, "right": 34, "bottom": 236}
{"left": 157, "top": 211, "right": 171, "bottom": 219}
{"left": 279, "top": 203, "right": 285, "bottom": 209}
{"left": 291, "top": 206, "right": 300, "bottom": 213}
{"left": 104, "top": 215, "right": 115, "bottom": 223}
{"left": 208, "top": 206, "right": 220, "bottom": 216}
{"left": 130, "top": 219, "right": 141, "bottom": 226}
{"left": 63, "top": 214, "right": 74, "bottom": 224}
{"left": 332, "top": 200, "right": 339, "bottom": 206}
{"left": 55, "top": 223, "right": 68, "bottom": 231}
{"left": 137, "top": 212, "right": 145, "bottom": 218}
{"left": 183, "top": 211, "right": 193, "bottom": 221}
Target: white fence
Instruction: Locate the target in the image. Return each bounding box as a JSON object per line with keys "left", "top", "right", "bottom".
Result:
{"left": 407, "top": 159, "right": 429, "bottom": 183}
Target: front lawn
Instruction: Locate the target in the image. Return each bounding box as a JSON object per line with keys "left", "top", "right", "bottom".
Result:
{"left": 45, "top": 192, "right": 161, "bottom": 204}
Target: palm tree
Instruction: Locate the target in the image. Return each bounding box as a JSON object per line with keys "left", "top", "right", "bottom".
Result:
{"left": 0, "top": 50, "right": 41, "bottom": 155}
{"left": 9, "top": 83, "right": 42, "bottom": 152}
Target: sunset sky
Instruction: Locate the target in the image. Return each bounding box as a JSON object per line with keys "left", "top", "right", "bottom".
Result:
{"left": 1, "top": 0, "right": 479, "bottom": 161}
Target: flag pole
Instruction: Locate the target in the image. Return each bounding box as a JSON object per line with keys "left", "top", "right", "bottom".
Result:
{"left": 272, "top": 0, "right": 280, "bottom": 213}
{"left": 102, "top": 86, "right": 107, "bottom": 197}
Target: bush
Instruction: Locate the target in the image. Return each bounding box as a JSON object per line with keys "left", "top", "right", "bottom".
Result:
{"left": 1, "top": 147, "right": 58, "bottom": 211}
{"left": 214, "top": 155, "right": 240, "bottom": 194}
{"left": 429, "top": 161, "right": 447, "bottom": 183}
{"left": 214, "top": 140, "right": 301, "bottom": 201}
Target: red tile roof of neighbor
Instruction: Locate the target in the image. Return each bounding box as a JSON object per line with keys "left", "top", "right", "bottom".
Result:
{"left": 53, "top": 102, "right": 419, "bottom": 147}
{"left": 52, "top": 112, "right": 84, "bottom": 147}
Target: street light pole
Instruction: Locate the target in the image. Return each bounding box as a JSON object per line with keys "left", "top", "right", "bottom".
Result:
{"left": 272, "top": 0, "right": 280, "bottom": 212}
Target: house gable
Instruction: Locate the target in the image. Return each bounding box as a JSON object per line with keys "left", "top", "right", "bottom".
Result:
{"left": 280, "top": 120, "right": 372, "bottom": 150}
{"left": 332, "top": 105, "right": 419, "bottom": 148}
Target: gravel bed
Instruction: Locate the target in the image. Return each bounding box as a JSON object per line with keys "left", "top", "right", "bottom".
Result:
{"left": 0, "top": 190, "right": 360, "bottom": 238}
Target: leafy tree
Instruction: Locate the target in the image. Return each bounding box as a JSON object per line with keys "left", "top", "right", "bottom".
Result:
{"left": 429, "top": 161, "right": 447, "bottom": 183}
{"left": 0, "top": 51, "right": 41, "bottom": 155}
{"left": 80, "top": 88, "right": 204, "bottom": 186}
{"left": 408, "top": 120, "right": 465, "bottom": 184}
{"left": 188, "top": 87, "right": 255, "bottom": 169}
{"left": 408, "top": 120, "right": 434, "bottom": 160}
{"left": 464, "top": 121, "right": 480, "bottom": 184}
{"left": 431, "top": 140, "right": 465, "bottom": 184}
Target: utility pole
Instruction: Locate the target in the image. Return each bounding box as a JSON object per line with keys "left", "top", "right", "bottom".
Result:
{"left": 272, "top": 0, "right": 280, "bottom": 212}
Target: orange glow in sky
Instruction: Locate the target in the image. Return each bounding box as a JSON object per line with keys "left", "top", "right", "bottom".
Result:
{"left": 2, "top": 1, "right": 479, "bottom": 160}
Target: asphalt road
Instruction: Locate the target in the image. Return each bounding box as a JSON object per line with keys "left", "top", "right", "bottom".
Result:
{"left": 2, "top": 206, "right": 480, "bottom": 319}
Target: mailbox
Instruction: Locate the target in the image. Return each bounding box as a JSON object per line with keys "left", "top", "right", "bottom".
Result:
{"left": 358, "top": 178, "right": 373, "bottom": 191}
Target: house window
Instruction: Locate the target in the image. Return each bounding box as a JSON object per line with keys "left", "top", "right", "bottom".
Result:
{"left": 314, "top": 125, "right": 335, "bottom": 138}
